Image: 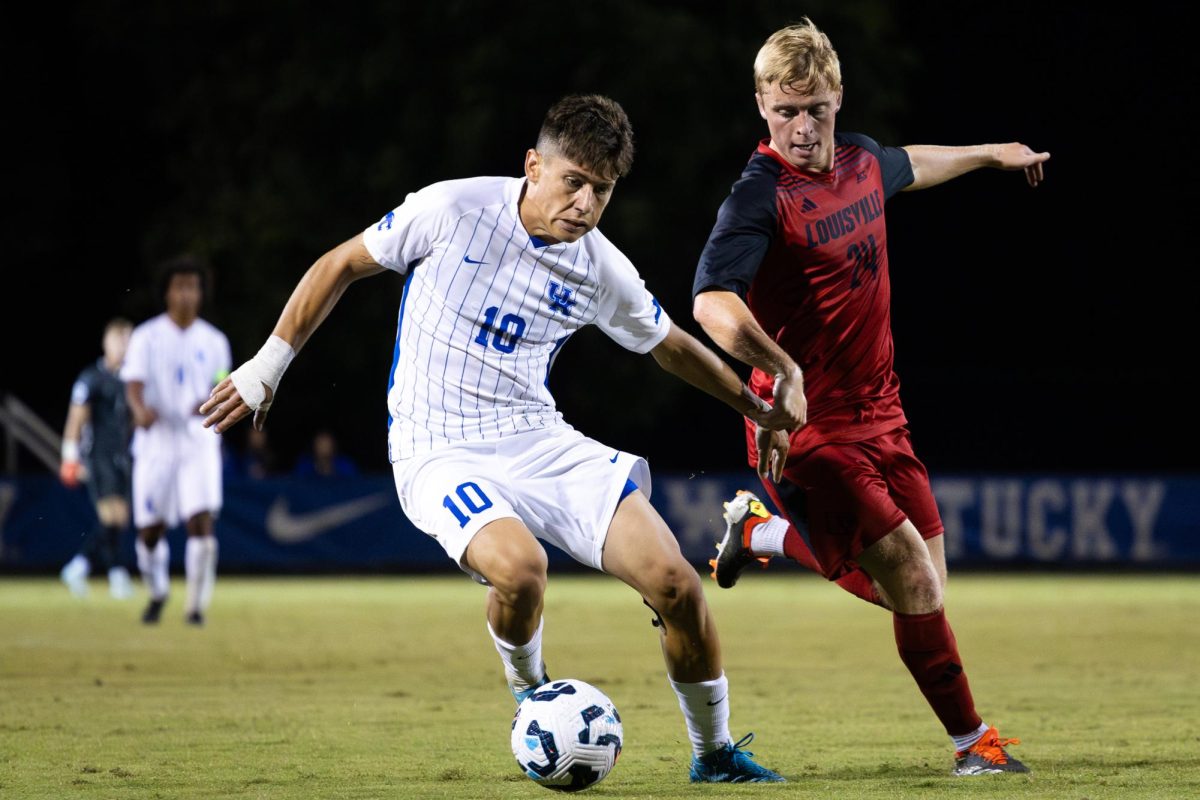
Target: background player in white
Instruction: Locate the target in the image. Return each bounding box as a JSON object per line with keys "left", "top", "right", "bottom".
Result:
{"left": 201, "top": 95, "right": 788, "bottom": 783}
{"left": 58, "top": 317, "right": 135, "bottom": 599}
{"left": 124, "top": 257, "right": 231, "bottom": 626}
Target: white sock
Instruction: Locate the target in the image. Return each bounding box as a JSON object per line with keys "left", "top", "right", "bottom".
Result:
{"left": 488, "top": 618, "right": 546, "bottom": 690}
{"left": 135, "top": 540, "right": 153, "bottom": 592}
{"left": 185, "top": 537, "right": 205, "bottom": 614}
{"left": 199, "top": 538, "right": 218, "bottom": 611}
{"left": 150, "top": 539, "right": 170, "bottom": 599}
{"left": 107, "top": 567, "right": 131, "bottom": 600}
{"left": 669, "top": 673, "right": 732, "bottom": 758}
{"left": 62, "top": 554, "right": 90, "bottom": 579}
{"left": 749, "top": 516, "right": 789, "bottom": 556}
{"left": 952, "top": 721, "right": 991, "bottom": 752}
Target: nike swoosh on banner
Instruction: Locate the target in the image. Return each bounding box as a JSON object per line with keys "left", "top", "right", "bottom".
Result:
{"left": 266, "top": 493, "right": 393, "bottom": 543}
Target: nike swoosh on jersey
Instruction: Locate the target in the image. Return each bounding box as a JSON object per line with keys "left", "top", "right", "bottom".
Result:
{"left": 609, "top": 452, "right": 620, "bottom": 463}
{"left": 463, "top": 255, "right": 488, "bottom": 265}
{"left": 266, "top": 493, "right": 393, "bottom": 543}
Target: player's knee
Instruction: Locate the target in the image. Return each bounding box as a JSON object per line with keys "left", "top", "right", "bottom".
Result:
{"left": 186, "top": 512, "right": 214, "bottom": 537}
{"left": 496, "top": 570, "right": 546, "bottom": 611}
{"left": 642, "top": 560, "right": 702, "bottom": 621}
{"left": 897, "top": 558, "right": 943, "bottom": 611}
{"left": 487, "top": 551, "right": 548, "bottom": 608}
{"left": 139, "top": 525, "right": 165, "bottom": 546}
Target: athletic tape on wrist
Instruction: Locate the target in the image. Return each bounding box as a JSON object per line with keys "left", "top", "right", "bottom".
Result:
{"left": 61, "top": 440, "right": 80, "bottom": 463}
{"left": 740, "top": 384, "right": 771, "bottom": 415}
{"left": 229, "top": 335, "right": 295, "bottom": 411}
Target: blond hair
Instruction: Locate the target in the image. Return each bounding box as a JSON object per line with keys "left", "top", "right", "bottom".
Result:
{"left": 754, "top": 18, "right": 842, "bottom": 95}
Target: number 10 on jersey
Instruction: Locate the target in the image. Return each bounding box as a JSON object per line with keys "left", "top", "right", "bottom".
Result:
{"left": 475, "top": 306, "right": 527, "bottom": 353}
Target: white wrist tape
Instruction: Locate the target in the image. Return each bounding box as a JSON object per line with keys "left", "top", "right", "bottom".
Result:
{"left": 230, "top": 335, "right": 296, "bottom": 411}
{"left": 61, "top": 440, "right": 80, "bottom": 463}
{"left": 740, "top": 384, "right": 771, "bottom": 414}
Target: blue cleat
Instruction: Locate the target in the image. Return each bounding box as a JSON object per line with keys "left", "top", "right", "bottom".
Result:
{"left": 689, "top": 733, "right": 785, "bottom": 783}
{"left": 511, "top": 672, "right": 550, "bottom": 706}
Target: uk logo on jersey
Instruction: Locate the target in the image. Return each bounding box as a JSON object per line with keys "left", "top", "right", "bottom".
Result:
{"left": 378, "top": 211, "right": 394, "bottom": 231}
{"left": 546, "top": 283, "right": 576, "bottom": 317}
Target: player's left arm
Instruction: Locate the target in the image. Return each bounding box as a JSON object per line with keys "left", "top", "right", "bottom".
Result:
{"left": 650, "top": 325, "right": 785, "bottom": 480}
{"left": 650, "top": 325, "right": 772, "bottom": 425}
{"left": 902, "top": 143, "right": 1050, "bottom": 190}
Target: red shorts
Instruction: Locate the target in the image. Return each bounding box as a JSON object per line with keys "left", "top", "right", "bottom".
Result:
{"left": 757, "top": 427, "right": 943, "bottom": 581}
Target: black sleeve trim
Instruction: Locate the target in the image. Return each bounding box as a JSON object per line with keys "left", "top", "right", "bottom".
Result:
{"left": 693, "top": 153, "right": 781, "bottom": 299}
{"left": 838, "top": 132, "right": 914, "bottom": 200}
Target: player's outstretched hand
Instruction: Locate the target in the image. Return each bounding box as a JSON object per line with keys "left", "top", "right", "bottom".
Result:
{"left": 993, "top": 142, "right": 1050, "bottom": 187}
{"left": 755, "top": 424, "right": 788, "bottom": 482}
{"left": 201, "top": 378, "right": 273, "bottom": 433}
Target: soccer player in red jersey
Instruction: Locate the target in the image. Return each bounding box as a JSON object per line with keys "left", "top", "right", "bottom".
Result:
{"left": 692, "top": 18, "right": 1048, "bottom": 776}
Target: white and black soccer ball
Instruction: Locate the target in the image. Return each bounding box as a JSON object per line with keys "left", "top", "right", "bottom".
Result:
{"left": 511, "top": 679, "right": 623, "bottom": 792}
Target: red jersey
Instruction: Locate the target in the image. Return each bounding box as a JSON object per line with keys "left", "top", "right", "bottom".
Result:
{"left": 694, "top": 134, "right": 915, "bottom": 459}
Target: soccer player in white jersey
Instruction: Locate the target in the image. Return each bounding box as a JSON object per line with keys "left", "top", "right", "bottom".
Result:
{"left": 201, "top": 95, "right": 788, "bottom": 783}
{"left": 124, "top": 257, "right": 231, "bottom": 626}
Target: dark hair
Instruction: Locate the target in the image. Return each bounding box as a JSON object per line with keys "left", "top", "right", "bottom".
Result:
{"left": 536, "top": 94, "right": 635, "bottom": 178}
{"left": 156, "top": 253, "right": 209, "bottom": 300}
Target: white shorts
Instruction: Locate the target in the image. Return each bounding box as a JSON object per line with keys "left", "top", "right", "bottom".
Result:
{"left": 132, "top": 425, "right": 223, "bottom": 529}
{"left": 391, "top": 426, "right": 651, "bottom": 583}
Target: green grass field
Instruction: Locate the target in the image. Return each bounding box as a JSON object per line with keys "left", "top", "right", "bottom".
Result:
{"left": 2, "top": 573, "right": 1197, "bottom": 799}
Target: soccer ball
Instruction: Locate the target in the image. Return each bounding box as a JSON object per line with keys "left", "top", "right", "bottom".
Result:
{"left": 511, "top": 679, "right": 623, "bottom": 792}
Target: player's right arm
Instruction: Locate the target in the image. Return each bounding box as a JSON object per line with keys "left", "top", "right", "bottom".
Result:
{"left": 691, "top": 156, "right": 806, "bottom": 432}
{"left": 59, "top": 387, "right": 90, "bottom": 487}
{"left": 692, "top": 290, "right": 806, "bottom": 432}
{"left": 201, "top": 236, "right": 384, "bottom": 433}
{"left": 204, "top": 182, "right": 450, "bottom": 433}
{"left": 266, "top": 235, "right": 384, "bottom": 354}
{"left": 122, "top": 325, "right": 158, "bottom": 430}
{"left": 126, "top": 383, "right": 158, "bottom": 429}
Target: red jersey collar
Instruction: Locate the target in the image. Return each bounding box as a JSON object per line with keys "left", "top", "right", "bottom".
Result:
{"left": 756, "top": 139, "right": 836, "bottom": 182}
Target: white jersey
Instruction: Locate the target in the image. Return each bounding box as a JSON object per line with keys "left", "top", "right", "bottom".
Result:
{"left": 122, "top": 313, "right": 232, "bottom": 457}
{"left": 363, "top": 176, "right": 671, "bottom": 462}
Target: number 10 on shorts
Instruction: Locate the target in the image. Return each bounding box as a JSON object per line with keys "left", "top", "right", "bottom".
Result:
{"left": 443, "top": 482, "right": 494, "bottom": 528}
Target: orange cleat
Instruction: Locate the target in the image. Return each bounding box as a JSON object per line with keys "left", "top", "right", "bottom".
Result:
{"left": 953, "top": 726, "right": 1029, "bottom": 776}
{"left": 709, "top": 491, "right": 773, "bottom": 589}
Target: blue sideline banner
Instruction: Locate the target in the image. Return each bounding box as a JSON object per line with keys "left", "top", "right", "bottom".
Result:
{"left": 652, "top": 474, "right": 1200, "bottom": 568}
{"left": 1, "top": 474, "right": 1197, "bottom": 571}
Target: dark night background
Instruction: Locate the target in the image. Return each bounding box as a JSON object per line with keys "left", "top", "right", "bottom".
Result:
{"left": 3, "top": 1, "right": 1194, "bottom": 476}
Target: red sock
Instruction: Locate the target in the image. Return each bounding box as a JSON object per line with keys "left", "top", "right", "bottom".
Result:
{"left": 893, "top": 609, "right": 982, "bottom": 737}
{"left": 778, "top": 525, "right": 887, "bottom": 607}
{"left": 760, "top": 478, "right": 888, "bottom": 609}
{"left": 833, "top": 570, "right": 886, "bottom": 607}
{"left": 781, "top": 527, "right": 824, "bottom": 573}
